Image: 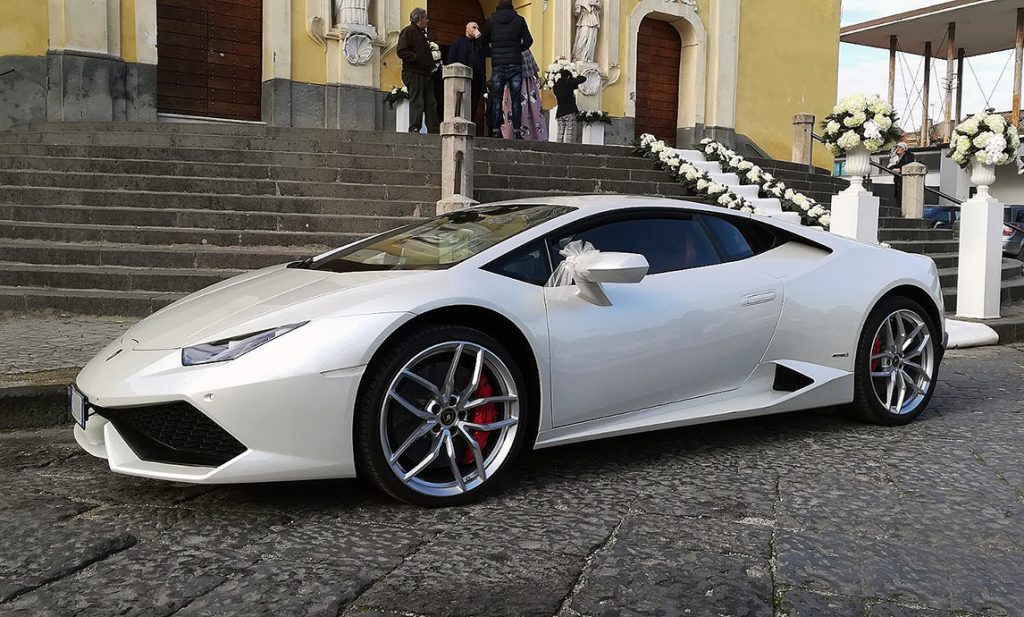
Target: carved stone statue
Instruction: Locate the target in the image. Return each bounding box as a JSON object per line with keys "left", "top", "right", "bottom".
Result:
{"left": 571, "top": 0, "right": 601, "bottom": 64}
{"left": 335, "top": 0, "right": 369, "bottom": 28}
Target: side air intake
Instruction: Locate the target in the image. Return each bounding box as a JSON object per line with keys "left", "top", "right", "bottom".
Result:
{"left": 773, "top": 365, "right": 814, "bottom": 392}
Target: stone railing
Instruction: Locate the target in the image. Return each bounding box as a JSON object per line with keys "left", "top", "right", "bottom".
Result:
{"left": 436, "top": 63, "right": 477, "bottom": 215}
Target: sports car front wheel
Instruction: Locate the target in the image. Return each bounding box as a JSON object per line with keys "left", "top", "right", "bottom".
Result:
{"left": 850, "top": 296, "right": 939, "bottom": 425}
{"left": 355, "top": 324, "right": 528, "bottom": 506}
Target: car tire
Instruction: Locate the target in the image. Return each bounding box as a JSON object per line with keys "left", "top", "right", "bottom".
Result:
{"left": 354, "top": 323, "right": 530, "bottom": 506}
{"left": 848, "top": 296, "right": 940, "bottom": 426}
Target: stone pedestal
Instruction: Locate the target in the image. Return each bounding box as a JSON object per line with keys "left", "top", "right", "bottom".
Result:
{"left": 436, "top": 64, "right": 478, "bottom": 215}
{"left": 548, "top": 108, "right": 560, "bottom": 143}
{"left": 792, "top": 113, "right": 815, "bottom": 166}
{"left": 956, "top": 189, "right": 1003, "bottom": 319}
{"left": 829, "top": 179, "right": 879, "bottom": 243}
{"left": 395, "top": 99, "right": 426, "bottom": 134}
{"left": 581, "top": 122, "right": 604, "bottom": 145}
{"left": 901, "top": 162, "right": 927, "bottom": 219}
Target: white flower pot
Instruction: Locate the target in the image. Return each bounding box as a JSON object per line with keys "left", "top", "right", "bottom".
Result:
{"left": 548, "top": 109, "right": 559, "bottom": 143}
{"left": 844, "top": 144, "right": 871, "bottom": 178}
{"left": 970, "top": 159, "right": 996, "bottom": 188}
{"left": 581, "top": 122, "right": 605, "bottom": 145}
{"left": 394, "top": 99, "right": 426, "bottom": 134}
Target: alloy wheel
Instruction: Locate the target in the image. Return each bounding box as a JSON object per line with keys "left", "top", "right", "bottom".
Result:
{"left": 869, "top": 309, "right": 935, "bottom": 415}
{"left": 379, "top": 341, "right": 520, "bottom": 497}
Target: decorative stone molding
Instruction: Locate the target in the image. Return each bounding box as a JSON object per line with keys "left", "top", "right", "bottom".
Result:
{"left": 343, "top": 32, "right": 374, "bottom": 65}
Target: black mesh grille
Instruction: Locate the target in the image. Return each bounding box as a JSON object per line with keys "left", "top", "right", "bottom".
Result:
{"left": 773, "top": 365, "right": 815, "bottom": 393}
{"left": 96, "top": 402, "right": 246, "bottom": 467}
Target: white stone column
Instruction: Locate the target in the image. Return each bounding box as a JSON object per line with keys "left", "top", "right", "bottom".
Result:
{"left": 829, "top": 147, "right": 879, "bottom": 243}
{"left": 956, "top": 182, "right": 1003, "bottom": 319}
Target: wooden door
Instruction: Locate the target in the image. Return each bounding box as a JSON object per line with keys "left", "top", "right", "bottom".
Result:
{"left": 427, "top": 0, "right": 487, "bottom": 132}
{"left": 157, "top": 0, "right": 263, "bottom": 121}
{"left": 635, "top": 18, "right": 681, "bottom": 146}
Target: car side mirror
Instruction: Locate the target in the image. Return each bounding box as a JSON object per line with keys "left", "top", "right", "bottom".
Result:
{"left": 574, "top": 252, "right": 649, "bottom": 306}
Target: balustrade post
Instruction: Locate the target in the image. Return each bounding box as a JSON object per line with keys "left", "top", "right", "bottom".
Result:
{"left": 436, "top": 63, "right": 478, "bottom": 215}
{"left": 901, "top": 162, "right": 927, "bottom": 219}
{"left": 792, "top": 113, "right": 815, "bottom": 167}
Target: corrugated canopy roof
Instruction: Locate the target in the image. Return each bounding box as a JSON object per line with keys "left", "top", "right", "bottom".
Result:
{"left": 841, "top": 0, "right": 1024, "bottom": 57}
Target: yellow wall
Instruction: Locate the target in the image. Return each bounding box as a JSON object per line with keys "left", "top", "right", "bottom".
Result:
{"left": 0, "top": 0, "right": 49, "bottom": 57}
{"left": 291, "top": 0, "right": 327, "bottom": 84}
{"left": 735, "top": 0, "right": 840, "bottom": 167}
{"left": 120, "top": 0, "right": 137, "bottom": 62}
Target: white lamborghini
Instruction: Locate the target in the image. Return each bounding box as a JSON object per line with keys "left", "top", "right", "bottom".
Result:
{"left": 71, "top": 196, "right": 946, "bottom": 506}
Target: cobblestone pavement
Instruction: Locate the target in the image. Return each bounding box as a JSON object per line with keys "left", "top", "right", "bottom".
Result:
{"left": 1, "top": 346, "right": 1023, "bottom": 617}
{"left": 0, "top": 312, "right": 131, "bottom": 375}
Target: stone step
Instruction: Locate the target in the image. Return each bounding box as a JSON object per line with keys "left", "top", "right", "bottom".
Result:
{"left": 884, "top": 239, "right": 961, "bottom": 255}
{"left": 879, "top": 217, "right": 935, "bottom": 230}
{"left": 475, "top": 161, "right": 670, "bottom": 183}
{"left": 475, "top": 147, "right": 656, "bottom": 170}
{"left": 0, "top": 187, "right": 429, "bottom": 217}
{"left": 879, "top": 227, "right": 956, "bottom": 242}
{"left": 938, "top": 259, "right": 1022, "bottom": 288}
{"left": 0, "top": 262, "right": 240, "bottom": 294}
{"left": 0, "top": 170, "right": 438, "bottom": 200}
{"left": 474, "top": 174, "right": 691, "bottom": 197}
{"left": 0, "top": 220, "right": 364, "bottom": 248}
{"left": 473, "top": 187, "right": 694, "bottom": 203}
{"left": 0, "top": 204, "right": 419, "bottom": 234}
{"left": 945, "top": 276, "right": 1024, "bottom": 312}
{"left": 0, "top": 285, "right": 183, "bottom": 317}
{"left": 10, "top": 123, "right": 442, "bottom": 142}
{"left": 0, "top": 239, "right": 311, "bottom": 270}
{"left": 0, "top": 155, "right": 440, "bottom": 184}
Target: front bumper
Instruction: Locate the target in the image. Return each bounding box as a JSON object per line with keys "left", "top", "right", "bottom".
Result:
{"left": 70, "top": 317, "right": 399, "bottom": 484}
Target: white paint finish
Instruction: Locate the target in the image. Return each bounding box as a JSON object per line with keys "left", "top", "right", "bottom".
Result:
{"left": 70, "top": 195, "right": 946, "bottom": 486}
{"left": 830, "top": 182, "right": 880, "bottom": 244}
{"left": 625, "top": 0, "right": 707, "bottom": 126}
{"left": 52, "top": 0, "right": 109, "bottom": 55}
{"left": 105, "top": 0, "right": 120, "bottom": 56}
{"left": 945, "top": 318, "right": 999, "bottom": 348}
{"left": 956, "top": 190, "right": 1004, "bottom": 319}
{"left": 265, "top": 0, "right": 292, "bottom": 81}
{"left": 581, "top": 121, "right": 605, "bottom": 144}
{"left": 705, "top": 0, "right": 739, "bottom": 130}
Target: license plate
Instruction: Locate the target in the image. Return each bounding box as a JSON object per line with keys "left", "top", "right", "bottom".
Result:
{"left": 69, "top": 385, "right": 90, "bottom": 428}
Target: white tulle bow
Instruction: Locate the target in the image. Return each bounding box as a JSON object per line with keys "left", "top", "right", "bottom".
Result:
{"left": 546, "top": 240, "right": 601, "bottom": 287}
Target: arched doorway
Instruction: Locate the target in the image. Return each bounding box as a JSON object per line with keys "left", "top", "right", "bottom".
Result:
{"left": 427, "top": 0, "right": 487, "bottom": 132}
{"left": 635, "top": 17, "right": 681, "bottom": 145}
{"left": 155, "top": 0, "right": 263, "bottom": 121}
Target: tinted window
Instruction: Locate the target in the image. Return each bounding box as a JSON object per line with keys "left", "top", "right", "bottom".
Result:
{"left": 700, "top": 214, "right": 777, "bottom": 261}
{"left": 484, "top": 240, "right": 551, "bottom": 285}
{"left": 309, "top": 205, "right": 573, "bottom": 272}
{"left": 551, "top": 216, "right": 720, "bottom": 275}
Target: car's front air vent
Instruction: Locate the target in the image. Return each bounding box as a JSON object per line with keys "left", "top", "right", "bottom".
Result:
{"left": 773, "top": 365, "right": 814, "bottom": 392}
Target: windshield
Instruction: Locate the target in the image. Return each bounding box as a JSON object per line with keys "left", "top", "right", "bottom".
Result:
{"left": 308, "top": 204, "right": 574, "bottom": 272}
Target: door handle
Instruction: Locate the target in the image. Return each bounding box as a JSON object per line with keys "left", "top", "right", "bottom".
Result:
{"left": 740, "top": 290, "right": 777, "bottom": 307}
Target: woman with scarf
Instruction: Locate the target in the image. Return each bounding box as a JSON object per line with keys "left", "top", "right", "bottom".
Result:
{"left": 501, "top": 49, "right": 548, "bottom": 140}
{"left": 888, "top": 141, "right": 914, "bottom": 204}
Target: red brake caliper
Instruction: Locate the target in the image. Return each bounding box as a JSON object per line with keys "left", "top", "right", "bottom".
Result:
{"left": 870, "top": 335, "right": 882, "bottom": 372}
{"left": 461, "top": 374, "right": 497, "bottom": 464}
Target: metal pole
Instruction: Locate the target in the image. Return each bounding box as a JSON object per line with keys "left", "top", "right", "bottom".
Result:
{"left": 888, "top": 35, "right": 898, "bottom": 106}
{"left": 956, "top": 48, "right": 965, "bottom": 123}
{"left": 921, "top": 41, "right": 932, "bottom": 147}
{"left": 1014, "top": 8, "right": 1024, "bottom": 129}
{"left": 944, "top": 23, "right": 956, "bottom": 143}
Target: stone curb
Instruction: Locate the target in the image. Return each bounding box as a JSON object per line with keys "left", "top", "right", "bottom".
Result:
{"left": 0, "top": 368, "right": 77, "bottom": 430}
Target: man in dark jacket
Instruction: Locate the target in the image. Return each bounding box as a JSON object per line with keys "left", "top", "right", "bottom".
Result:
{"left": 481, "top": 1, "right": 533, "bottom": 138}
{"left": 447, "top": 22, "right": 489, "bottom": 131}
{"left": 396, "top": 7, "right": 439, "bottom": 133}
{"left": 553, "top": 70, "right": 587, "bottom": 143}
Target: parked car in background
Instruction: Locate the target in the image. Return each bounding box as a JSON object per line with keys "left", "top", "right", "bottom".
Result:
{"left": 952, "top": 205, "right": 1024, "bottom": 261}
{"left": 923, "top": 206, "right": 960, "bottom": 229}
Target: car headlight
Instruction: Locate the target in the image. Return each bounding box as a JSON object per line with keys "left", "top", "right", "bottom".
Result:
{"left": 181, "top": 322, "right": 308, "bottom": 366}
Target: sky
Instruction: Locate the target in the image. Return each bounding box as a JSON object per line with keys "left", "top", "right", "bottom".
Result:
{"left": 839, "top": 0, "right": 1019, "bottom": 131}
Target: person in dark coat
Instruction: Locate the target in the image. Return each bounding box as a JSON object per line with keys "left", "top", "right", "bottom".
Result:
{"left": 888, "top": 141, "right": 914, "bottom": 203}
{"left": 481, "top": 0, "right": 533, "bottom": 138}
{"left": 447, "top": 21, "right": 489, "bottom": 132}
{"left": 396, "top": 7, "right": 439, "bottom": 133}
{"left": 553, "top": 69, "right": 587, "bottom": 143}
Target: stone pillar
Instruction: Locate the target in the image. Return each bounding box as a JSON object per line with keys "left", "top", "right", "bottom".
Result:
{"left": 792, "top": 113, "right": 814, "bottom": 166}
{"left": 437, "top": 64, "right": 478, "bottom": 215}
{"left": 901, "top": 162, "right": 927, "bottom": 219}
{"left": 956, "top": 187, "right": 1004, "bottom": 319}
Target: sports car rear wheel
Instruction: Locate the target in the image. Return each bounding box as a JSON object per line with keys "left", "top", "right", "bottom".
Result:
{"left": 851, "top": 296, "right": 938, "bottom": 425}
{"left": 355, "top": 325, "right": 528, "bottom": 506}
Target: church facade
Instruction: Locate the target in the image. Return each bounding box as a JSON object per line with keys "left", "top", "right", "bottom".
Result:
{"left": 0, "top": 0, "right": 840, "bottom": 163}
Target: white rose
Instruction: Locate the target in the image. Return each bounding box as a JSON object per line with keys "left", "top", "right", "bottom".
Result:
{"left": 696, "top": 179, "right": 709, "bottom": 191}
{"left": 784, "top": 189, "right": 795, "bottom": 200}
{"left": 651, "top": 142, "right": 665, "bottom": 153}
{"left": 738, "top": 161, "right": 754, "bottom": 170}
{"left": 863, "top": 120, "right": 882, "bottom": 140}
{"left": 809, "top": 205, "right": 826, "bottom": 217}
{"left": 718, "top": 194, "right": 733, "bottom": 206}
{"left": 707, "top": 183, "right": 726, "bottom": 195}
{"left": 818, "top": 214, "right": 831, "bottom": 227}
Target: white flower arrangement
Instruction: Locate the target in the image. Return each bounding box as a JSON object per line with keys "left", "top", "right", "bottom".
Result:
{"left": 543, "top": 57, "right": 581, "bottom": 90}
{"left": 947, "top": 110, "right": 1022, "bottom": 169}
{"left": 821, "top": 93, "right": 904, "bottom": 156}
{"left": 383, "top": 86, "right": 410, "bottom": 108}
{"left": 635, "top": 134, "right": 829, "bottom": 229}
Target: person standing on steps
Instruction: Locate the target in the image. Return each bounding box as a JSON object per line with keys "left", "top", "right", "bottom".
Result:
{"left": 447, "top": 21, "right": 489, "bottom": 133}
{"left": 397, "top": 7, "right": 439, "bottom": 134}
{"left": 553, "top": 69, "right": 587, "bottom": 143}
{"left": 501, "top": 49, "right": 547, "bottom": 140}
{"left": 482, "top": 0, "right": 533, "bottom": 140}
{"left": 888, "top": 141, "right": 914, "bottom": 204}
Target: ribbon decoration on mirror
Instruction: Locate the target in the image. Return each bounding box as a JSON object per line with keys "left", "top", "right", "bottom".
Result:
{"left": 546, "top": 240, "right": 602, "bottom": 287}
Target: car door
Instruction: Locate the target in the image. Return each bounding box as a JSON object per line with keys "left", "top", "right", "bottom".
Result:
{"left": 543, "top": 210, "right": 784, "bottom": 427}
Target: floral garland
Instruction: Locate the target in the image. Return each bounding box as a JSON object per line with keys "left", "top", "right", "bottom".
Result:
{"left": 384, "top": 86, "right": 410, "bottom": 108}
{"left": 543, "top": 57, "right": 581, "bottom": 90}
{"left": 634, "top": 134, "right": 830, "bottom": 229}
{"left": 429, "top": 41, "right": 442, "bottom": 73}
{"left": 821, "top": 93, "right": 903, "bottom": 155}
{"left": 948, "top": 111, "right": 1022, "bottom": 168}
{"left": 578, "top": 110, "right": 612, "bottom": 125}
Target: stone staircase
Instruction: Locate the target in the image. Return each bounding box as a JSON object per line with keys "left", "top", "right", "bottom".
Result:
{"left": 0, "top": 122, "right": 687, "bottom": 316}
